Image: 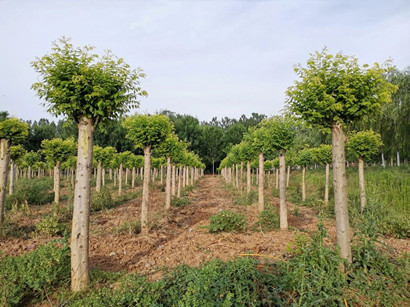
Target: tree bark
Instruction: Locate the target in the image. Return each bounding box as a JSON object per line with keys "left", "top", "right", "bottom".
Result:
{"left": 118, "top": 164, "right": 123, "bottom": 196}
{"left": 171, "top": 164, "right": 176, "bottom": 196}
{"left": 279, "top": 150, "right": 287, "bottom": 230}
{"left": 160, "top": 165, "right": 163, "bottom": 185}
{"left": 96, "top": 161, "right": 102, "bottom": 192}
{"left": 235, "top": 164, "right": 239, "bottom": 188}
{"left": 177, "top": 166, "right": 182, "bottom": 198}
{"left": 54, "top": 161, "right": 61, "bottom": 204}
{"left": 246, "top": 161, "right": 251, "bottom": 194}
{"left": 332, "top": 122, "right": 352, "bottom": 264}
{"left": 0, "top": 139, "right": 10, "bottom": 225}
{"left": 396, "top": 151, "right": 400, "bottom": 166}
{"left": 190, "top": 167, "right": 194, "bottom": 186}
{"left": 132, "top": 166, "right": 136, "bottom": 188}
{"left": 286, "top": 165, "right": 290, "bottom": 187}
{"left": 71, "top": 116, "right": 93, "bottom": 291}
{"left": 141, "top": 146, "right": 151, "bottom": 234}
{"left": 258, "top": 153, "right": 264, "bottom": 212}
{"left": 381, "top": 152, "right": 385, "bottom": 168}
{"left": 165, "top": 157, "right": 171, "bottom": 210}
{"left": 325, "top": 163, "right": 329, "bottom": 205}
{"left": 358, "top": 157, "right": 366, "bottom": 212}
{"left": 9, "top": 159, "right": 15, "bottom": 195}
{"left": 302, "top": 166, "right": 306, "bottom": 202}
{"left": 182, "top": 165, "right": 186, "bottom": 188}
{"left": 275, "top": 168, "right": 279, "bottom": 190}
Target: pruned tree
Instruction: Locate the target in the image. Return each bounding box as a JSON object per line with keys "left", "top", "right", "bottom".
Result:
{"left": 286, "top": 48, "right": 396, "bottom": 263}
{"left": 0, "top": 118, "right": 29, "bottom": 224}
{"left": 346, "top": 130, "right": 383, "bottom": 212}
{"left": 23, "top": 151, "right": 40, "bottom": 178}
{"left": 296, "top": 148, "right": 313, "bottom": 202}
{"left": 123, "top": 114, "right": 173, "bottom": 233}
{"left": 31, "top": 37, "right": 147, "bottom": 291}
{"left": 314, "top": 144, "right": 332, "bottom": 204}
{"left": 41, "top": 138, "right": 76, "bottom": 204}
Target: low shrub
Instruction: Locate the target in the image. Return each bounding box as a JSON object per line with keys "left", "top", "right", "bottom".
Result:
{"left": 208, "top": 210, "right": 247, "bottom": 233}
{"left": 35, "top": 215, "right": 66, "bottom": 236}
{"left": 113, "top": 220, "right": 141, "bottom": 235}
{"left": 6, "top": 177, "right": 53, "bottom": 207}
{"left": 0, "top": 240, "right": 70, "bottom": 307}
{"left": 91, "top": 188, "right": 114, "bottom": 212}
{"left": 171, "top": 196, "right": 190, "bottom": 207}
{"left": 255, "top": 204, "right": 279, "bottom": 232}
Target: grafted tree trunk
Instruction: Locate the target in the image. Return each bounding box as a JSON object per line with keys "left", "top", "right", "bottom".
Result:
{"left": 358, "top": 157, "right": 366, "bottom": 212}
{"left": 96, "top": 161, "right": 102, "bottom": 192}
{"left": 71, "top": 116, "right": 93, "bottom": 291}
{"left": 141, "top": 146, "right": 151, "bottom": 234}
{"left": 0, "top": 139, "right": 10, "bottom": 225}
{"left": 246, "top": 161, "right": 251, "bottom": 194}
{"left": 54, "top": 161, "right": 61, "bottom": 204}
{"left": 165, "top": 157, "right": 171, "bottom": 210}
{"left": 332, "top": 122, "right": 352, "bottom": 264}
{"left": 324, "top": 163, "right": 329, "bottom": 204}
{"left": 279, "top": 150, "right": 287, "bottom": 230}
{"left": 258, "top": 153, "right": 264, "bottom": 212}
{"left": 302, "top": 166, "right": 306, "bottom": 202}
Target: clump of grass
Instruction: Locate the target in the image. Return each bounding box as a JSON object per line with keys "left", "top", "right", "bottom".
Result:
{"left": 255, "top": 204, "right": 279, "bottom": 232}
{"left": 208, "top": 210, "right": 247, "bottom": 233}
{"left": 171, "top": 197, "right": 190, "bottom": 207}
{"left": 113, "top": 220, "right": 141, "bottom": 235}
{"left": 233, "top": 190, "right": 257, "bottom": 206}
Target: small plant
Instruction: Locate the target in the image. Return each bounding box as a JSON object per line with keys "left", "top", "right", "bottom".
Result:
{"left": 255, "top": 204, "right": 279, "bottom": 232}
{"left": 6, "top": 177, "right": 53, "bottom": 207}
{"left": 35, "top": 215, "right": 66, "bottom": 236}
{"left": 171, "top": 196, "right": 190, "bottom": 207}
{"left": 234, "top": 190, "right": 257, "bottom": 206}
{"left": 0, "top": 239, "right": 70, "bottom": 306}
{"left": 113, "top": 220, "right": 141, "bottom": 235}
{"left": 91, "top": 188, "right": 113, "bottom": 212}
{"left": 208, "top": 210, "right": 247, "bottom": 233}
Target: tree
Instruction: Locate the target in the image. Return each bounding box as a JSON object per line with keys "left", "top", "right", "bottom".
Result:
{"left": 296, "top": 148, "right": 313, "bottom": 202}
{"left": 123, "top": 114, "right": 173, "bottom": 233}
{"left": 286, "top": 48, "right": 396, "bottom": 263}
{"left": 41, "top": 138, "right": 76, "bottom": 204}
{"left": 93, "top": 146, "right": 104, "bottom": 192}
{"left": 238, "top": 140, "right": 256, "bottom": 194}
{"left": 23, "top": 151, "right": 40, "bottom": 178}
{"left": 0, "top": 118, "right": 29, "bottom": 224}
{"left": 314, "top": 144, "right": 332, "bottom": 204}
{"left": 31, "top": 37, "right": 147, "bottom": 291}
{"left": 200, "top": 125, "right": 224, "bottom": 175}
{"left": 9, "top": 145, "right": 26, "bottom": 195}
{"left": 346, "top": 130, "right": 383, "bottom": 212}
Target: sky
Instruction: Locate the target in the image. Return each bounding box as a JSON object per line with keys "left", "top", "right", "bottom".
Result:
{"left": 0, "top": 0, "right": 409, "bottom": 123}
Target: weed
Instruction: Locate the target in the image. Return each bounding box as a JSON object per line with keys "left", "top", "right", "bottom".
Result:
{"left": 255, "top": 204, "right": 279, "bottom": 232}
{"left": 91, "top": 188, "right": 114, "bottom": 212}
{"left": 171, "top": 196, "right": 190, "bottom": 207}
{"left": 113, "top": 220, "right": 141, "bottom": 235}
{"left": 208, "top": 210, "right": 247, "bottom": 233}
{"left": 35, "top": 215, "right": 66, "bottom": 236}
{"left": 5, "top": 177, "right": 53, "bottom": 207}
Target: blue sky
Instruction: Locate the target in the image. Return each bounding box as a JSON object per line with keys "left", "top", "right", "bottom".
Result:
{"left": 0, "top": 0, "right": 409, "bottom": 122}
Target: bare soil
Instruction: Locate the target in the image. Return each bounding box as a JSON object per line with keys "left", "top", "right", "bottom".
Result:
{"left": 1, "top": 176, "right": 409, "bottom": 280}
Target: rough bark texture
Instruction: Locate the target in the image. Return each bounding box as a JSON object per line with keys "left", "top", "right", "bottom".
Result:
{"left": 246, "top": 161, "right": 251, "bottom": 194}
{"left": 9, "top": 160, "right": 15, "bottom": 195}
{"left": 332, "top": 122, "right": 352, "bottom": 264}
{"left": 279, "top": 151, "right": 288, "bottom": 230}
{"left": 358, "top": 157, "right": 366, "bottom": 212}
{"left": 302, "top": 166, "right": 306, "bottom": 202}
{"left": 71, "top": 116, "right": 93, "bottom": 291}
{"left": 0, "top": 139, "right": 10, "bottom": 225}
{"left": 54, "top": 161, "right": 61, "bottom": 204}
{"left": 325, "top": 163, "right": 329, "bottom": 204}
{"left": 258, "top": 153, "right": 264, "bottom": 212}
{"left": 96, "top": 162, "right": 102, "bottom": 192}
{"left": 165, "top": 157, "right": 171, "bottom": 210}
{"left": 141, "top": 146, "right": 151, "bottom": 234}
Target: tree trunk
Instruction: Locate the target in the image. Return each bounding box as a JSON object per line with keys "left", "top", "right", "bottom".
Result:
{"left": 125, "top": 168, "right": 129, "bottom": 186}
{"left": 141, "top": 146, "right": 151, "bottom": 234}
{"left": 165, "top": 157, "right": 171, "bottom": 210}
{"left": 275, "top": 168, "right": 279, "bottom": 190}
{"left": 240, "top": 161, "right": 243, "bottom": 189}
{"left": 286, "top": 165, "right": 290, "bottom": 187}
{"left": 212, "top": 160, "right": 215, "bottom": 175}
{"left": 132, "top": 166, "right": 136, "bottom": 188}
{"left": 396, "top": 151, "right": 400, "bottom": 166}
{"left": 381, "top": 152, "right": 385, "bottom": 168}
{"left": 279, "top": 150, "right": 287, "bottom": 230}
{"left": 190, "top": 167, "right": 194, "bottom": 186}
{"left": 9, "top": 159, "right": 15, "bottom": 195}
{"left": 28, "top": 165, "right": 31, "bottom": 179}
{"left": 358, "top": 157, "right": 366, "bottom": 212}
{"left": 118, "top": 164, "right": 123, "bottom": 196}
{"left": 0, "top": 139, "right": 10, "bottom": 225}
{"left": 109, "top": 168, "right": 112, "bottom": 180}
{"left": 71, "top": 116, "right": 93, "bottom": 291}
{"left": 235, "top": 164, "right": 239, "bottom": 188}
{"left": 171, "top": 164, "right": 176, "bottom": 196}
{"left": 302, "top": 166, "right": 306, "bottom": 202}
{"left": 332, "top": 122, "right": 352, "bottom": 264}
{"left": 96, "top": 161, "right": 102, "bottom": 192}
{"left": 246, "top": 161, "right": 251, "bottom": 194}
{"left": 160, "top": 165, "right": 163, "bottom": 185}
{"left": 182, "top": 165, "right": 186, "bottom": 188}
{"left": 54, "top": 161, "right": 61, "bottom": 204}
{"left": 177, "top": 166, "right": 182, "bottom": 198}
{"left": 113, "top": 169, "right": 117, "bottom": 187}
{"left": 258, "top": 153, "right": 264, "bottom": 212}
{"left": 102, "top": 168, "right": 105, "bottom": 186}
{"left": 325, "top": 163, "right": 329, "bottom": 205}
